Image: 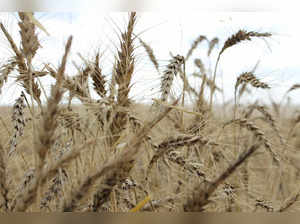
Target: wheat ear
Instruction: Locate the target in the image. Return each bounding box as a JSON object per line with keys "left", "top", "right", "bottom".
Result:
{"left": 160, "top": 54, "right": 184, "bottom": 103}
{"left": 138, "top": 37, "right": 160, "bottom": 73}
{"left": 185, "top": 35, "right": 207, "bottom": 61}
{"left": 8, "top": 92, "right": 26, "bottom": 157}
{"left": 210, "top": 30, "right": 272, "bottom": 109}
{"left": 224, "top": 118, "right": 280, "bottom": 164}
{"left": 207, "top": 37, "right": 219, "bottom": 56}
{"left": 91, "top": 53, "right": 106, "bottom": 98}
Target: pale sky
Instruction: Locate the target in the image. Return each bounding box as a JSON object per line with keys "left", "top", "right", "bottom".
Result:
{"left": 1, "top": 0, "right": 298, "bottom": 11}
{"left": 0, "top": 12, "right": 299, "bottom": 105}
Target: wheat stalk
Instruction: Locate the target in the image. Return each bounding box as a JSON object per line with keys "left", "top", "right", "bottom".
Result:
{"left": 210, "top": 30, "right": 272, "bottom": 109}
{"left": 109, "top": 12, "right": 137, "bottom": 146}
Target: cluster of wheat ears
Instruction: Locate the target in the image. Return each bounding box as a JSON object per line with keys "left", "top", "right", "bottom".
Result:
{"left": 0, "top": 12, "right": 300, "bottom": 212}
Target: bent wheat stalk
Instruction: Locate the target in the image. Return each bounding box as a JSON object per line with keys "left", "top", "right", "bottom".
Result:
{"left": 209, "top": 30, "right": 272, "bottom": 110}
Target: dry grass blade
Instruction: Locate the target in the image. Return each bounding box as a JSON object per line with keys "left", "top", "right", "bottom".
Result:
{"left": 129, "top": 195, "right": 151, "bottom": 212}
{"left": 24, "top": 12, "right": 50, "bottom": 36}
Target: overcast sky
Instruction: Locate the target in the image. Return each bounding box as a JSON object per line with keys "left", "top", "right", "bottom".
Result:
{"left": 0, "top": 11, "right": 299, "bottom": 105}
{"left": 1, "top": 0, "right": 298, "bottom": 11}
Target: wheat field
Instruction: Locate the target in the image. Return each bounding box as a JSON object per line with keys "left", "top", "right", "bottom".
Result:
{"left": 0, "top": 12, "right": 300, "bottom": 212}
